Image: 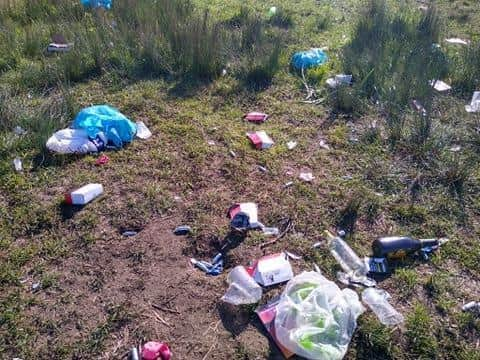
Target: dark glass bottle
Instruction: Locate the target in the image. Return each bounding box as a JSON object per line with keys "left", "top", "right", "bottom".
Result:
{"left": 372, "top": 236, "right": 441, "bottom": 258}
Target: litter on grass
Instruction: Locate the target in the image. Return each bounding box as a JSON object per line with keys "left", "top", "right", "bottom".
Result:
{"left": 362, "top": 288, "right": 404, "bottom": 326}
{"left": 287, "top": 141, "right": 297, "bottom": 150}
{"left": 247, "top": 252, "right": 294, "bottom": 287}
{"left": 445, "top": 38, "right": 469, "bottom": 45}
{"left": 47, "top": 43, "right": 73, "bottom": 53}
{"left": 173, "top": 225, "right": 191, "bottom": 236}
{"left": 326, "top": 74, "right": 353, "bottom": 88}
{"left": 244, "top": 112, "right": 269, "bottom": 123}
{"left": 13, "top": 158, "right": 22, "bottom": 172}
{"left": 465, "top": 91, "right": 480, "bottom": 113}
{"left": 430, "top": 79, "right": 452, "bottom": 92}
{"left": 81, "top": 0, "right": 112, "bottom": 9}
{"left": 372, "top": 235, "right": 448, "bottom": 260}
{"left": 364, "top": 257, "right": 388, "bottom": 274}
{"left": 247, "top": 131, "right": 274, "bottom": 149}
{"left": 95, "top": 154, "right": 109, "bottom": 165}
{"left": 462, "top": 301, "right": 480, "bottom": 313}
{"left": 299, "top": 172, "right": 314, "bottom": 182}
{"left": 64, "top": 184, "right": 103, "bottom": 206}
{"left": 319, "top": 139, "right": 330, "bottom": 150}
{"left": 291, "top": 48, "right": 328, "bottom": 70}
{"left": 221, "top": 266, "right": 262, "bottom": 305}
{"left": 274, "top": 271, "right": 365, "bottom": 360}
{"left": 228, "top": 202, "right": 262, "bottom": 231}
{"left": 13, "top": 126, "right": 27, "bottom": 136}
{"left": 141, "top": 341, "right": 171, "bottom": 360}
{"left": 190, "top": 253, "right": 223, "bottom": 275}
{"left": 136, "top": 121, "right": 152, "bottom": 139}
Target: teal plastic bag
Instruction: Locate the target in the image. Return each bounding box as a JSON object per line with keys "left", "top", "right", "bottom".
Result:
{"left": 81, "top": 0, "right": 112, "bottom": 9}
{"left": 72, "top": 105, "right": 136, "bottom": 148}
{"left": 291, "top": 48, "right": 328, "bottom": 70}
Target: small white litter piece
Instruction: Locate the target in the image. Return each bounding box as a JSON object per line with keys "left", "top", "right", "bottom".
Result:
{"left": 430, "top": 80, "right": 452, "bottom": 92}
{"left": 287, "top": 141, "right": 297, "bottom": 150}
{"left": 326, "top": 74, "right": 353, "bottom": 88}
{"left": 445, "top": 38, "right": 469, "bottom": 45}
{"left": 465, "top": 91, "right": 480, "bottom": 113}
{"left": 13, "top": 158, "right": 22, "bottom": 172}
{"left": 299, "top": 172, "right": 314, "bottom": 182}
{"left": 319, "top": 139, "right": 330, "bottom": 150}
{"left": 135, "top": 121, "right": 152, "bottom": 139}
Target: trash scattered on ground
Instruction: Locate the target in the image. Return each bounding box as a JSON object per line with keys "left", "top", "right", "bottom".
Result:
{"left": 46, "top": 128, "right": 105, "bottom": 154}
{"left": 229, "top": 150, "right": 236, "bottom": 158}
{"left": 462, "top": 301, "right": 480, "bottom": 313}
{"left": 64, "top": 183, "right": 103, "bottom": 205}
{"left": 291, "top": 48, "right": 328, "bottom": 70}
{"left": 207, "top": 140, "right": 215, "bottom": 146}
{"left": 445, "top": 38, "right": 469, "bottom": 45}
{"left": 222, "top": 265, "right": 262, "bottom": 305}
{"left": 190, "top": 253, "right": 223, "bottom": 275}
{"left": 319, "top": 139, "right": 330, "bottom": 150}
{"left": 32, "top": 282, "right": 41, "bottom": 292}
{"left": 430, "top": 79, "right": 452, "bottom": 92}
{"left": 248, "top": 252, "right": 294, "bottom": 286}
{"left": 129, "top": 346, "right": 140, "bottom": 360}
{"left": 95, "top": 154, "right": 109, "bottom": 166}
{"left": 244, "top": 112, "right": 269, "bottom": 123}
{"left": 173, "top": 225, "right": 191, "bottom": 236}
{"left": 274, "top": 271, "right": 365, "bottom": 360}
{"left": 326, "top": 74, "right": 353, "bottom": 88}
{"left": 412, "top": 99, "right": 427, "bottom": 116}
{"left": 228, "top": 202, "right": 262, "bottom": 231}
{"left": 364, "top": 257, "right": 389, "bottom": 273}
{"left": 299, "top": 172, "right": 314, "bottom": 182}
{"left": 268, "top": 6, "right": 277, "bottom": 18}
{"left": 286, "top": 141, "right": 297, "bottom": 150}
{"left": 465, "top": 91, "right": 480, "bottom": 113}
{"left": 372, "top": 235, "right": 448, "bottom": 260}
{"left": 13, "top": 157, "right": 22, "bottom": 172}
{"left": 337, "top": 229, "right": 346, "bottom": 238}
{"left": 284, "top": 251, "right": 302, "bottom": 260}
{"left": 262, "top": 227, "right": 279, "bottom": 236}
{"left": 122, "top": 231, "right": 138, "bottom": 237}
{"left": 140, "top": 341, "right": 171, "bottom": 360}
{"left": 258, "top": 165, "right": 268, "bottom": 173}
{"left": 81, "top": 0, "right": 112, "bottom": 10}
{"left": 247, "top": 131, "right": 274, "bottom": 149}
{"left": 284, "top": 181, "right": 293, "bottom": 188}
{"left": 13, "top": 126, "right": 27, "bottom": 136}
{"left": 362, "top": 288, "right": 404, "bottom": 326}
{"left": 449, "top": 145, "right": 461, "bottom": 152}
{"left": 136, "top": 121, "right": 152, "bottom": 139}
{"left": 47, "top": 42, "right": 73, "bottom": 53}
{"left": 312, "top": 241, "right": 322, "bottom": 248}
{"left": 325, "top": 230, "right": 376, "bottom": 287}
{"left": 256, "top": 297, "right": 295, "bottom": 358}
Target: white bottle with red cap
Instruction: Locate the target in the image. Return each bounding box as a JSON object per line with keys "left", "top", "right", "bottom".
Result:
{"left": 65, "top": 184, "right": 103, "bottom": 205}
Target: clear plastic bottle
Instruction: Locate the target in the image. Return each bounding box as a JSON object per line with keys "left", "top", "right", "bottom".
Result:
{"left": 362, "top": 288, "right": 404, "bottom": 326}
{"left": 221, "top": 266, "right": 262, "bottom": 305}
{"left": 325, "top": 230, "right": 369, "bottom": 279}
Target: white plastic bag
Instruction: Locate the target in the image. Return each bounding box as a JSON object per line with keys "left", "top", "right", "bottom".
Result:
{"left": 274, "top": 271, "right": 364, "bottom": 360}
{"left": 221, "top": 266, "right": 262, "bottom": 305}
{"left": 46, "top": 128, "right": 98, "bottom": 154}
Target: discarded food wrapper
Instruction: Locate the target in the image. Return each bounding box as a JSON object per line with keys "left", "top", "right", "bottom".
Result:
{"left": 229, "top": 150, "right": 236, "bottom": 158}
{"left": 47, "top": 42, "right": 74, "bottom": 53}
{"left": 364, "top": 257, "right": 388, "bottom": 273}
{"left": 32, "top": 282, "right": 41, "bottom": 292}
{"left": 430, "top": 79, "right": 451, "bottom": 92}
{"left": 450, "top": 145, "right": 461, "bottom": 152}
{"left": 256, "top": 297, "right": 295, "bottom": 359}
{"left": 412, "top": 99, "right": 427, "bottom": 116}
{"left": 222, "top": 266, "right": 262, "bottom": 305}
{"left": 258, "top": 165, "right": 268, "bottom": 173}
{"left": 465, "top": 91, "right": 480, "bottom": 113}
{"left": 284, "top": 181, "right": 293, "bottom": 188}
{"left": 141, "top": 341, "right": 171, "bottom": 360}
{"left": 228, "top": 202, "right": 261, "bottom": 231}
{"left": 244, "top": 112, "right": 269, "bottom": 123}
{"left": 274, "top": 271, "right": 365, "bottom": 359}
{"left": 299, "top": 172, "right": 314, "bottom": 182}
{"left": 13, "top": 158, "right": 22, "bottom": 172}
{"left": 136, "top": 121, "right": 152, "bottom": 140}
{"left": 13, "top": 126, "right": 27, "bottom": 136}
{"left": 173, "top": 225, "right": 191, "bottom": 236}
{"left": 445, "top": 38, "right": 469, "bottom": 45}
{"left": 326, "top": 74, "right": 353, "bottom": 88}
{"left": 247, "top": 131, "right": 274, "bottom": 149}
{"left": 362, "top": 288, "right": 404, "bottom": 326}
{"left": 291, "top": 48, "right": 328, "bottom": 70}
{"left": 95, "top": 154, "right": 109, "bottom": 165}
{"left": 319, "top": 139, "right": 330, "bottom": 150}
{"left": 462, "top": 301, "right": 480, "bottom": 313}
{"left": 65, "top": 183, "right": 103, "bottom": 205}
{"left": 122, "top": 231, "right": 138, "bottom": 237}
{"left": 286, "top": 141, "right": 297, "bottom": 150}
{"left": 248, "top": 252, "right": 294, "bottom": 287}
{"left": 190, "top": 253, "right": 223, "bottom": 276}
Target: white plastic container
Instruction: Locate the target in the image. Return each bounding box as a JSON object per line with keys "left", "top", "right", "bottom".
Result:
{"left": 65, "top": 184, "right": 103, "bottom": 205}
{"left": 221, "top": 266, "right": 262, "bottom": 305}
{"left": 253, "top": 253, "right": 294, "bottom": 286}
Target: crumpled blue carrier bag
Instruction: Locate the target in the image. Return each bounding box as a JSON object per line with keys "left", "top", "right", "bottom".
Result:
{"left": 72, "top": 105, "right": 136, "bottom": 148}
{"left": 81, "top": 0, "right": 112, "bottom": 10}
{"left": 291, "top": 48, "right": 328, "bottom": 70}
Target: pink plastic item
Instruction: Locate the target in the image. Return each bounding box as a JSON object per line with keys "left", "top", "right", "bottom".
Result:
{"left": 244, "top": 112, "right": 269, "bottom": 123}
{"left": 95, "top": 154, "right": 109, "bottom": 166}
{"left": 141, "top": 341, "right": 171, "bottom": 360}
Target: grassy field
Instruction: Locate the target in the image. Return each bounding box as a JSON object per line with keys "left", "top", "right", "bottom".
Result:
{"left": 0, "top": 0, "right": 479, "bottom": 359}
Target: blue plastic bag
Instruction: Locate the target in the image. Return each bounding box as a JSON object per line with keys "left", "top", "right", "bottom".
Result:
{"left": 72, "top": 105, "right": 137, "bottom": 148}
{"left": 81, "top": 0, "right": 112, "bottom": 9}
{"left": 291, "top": 48, "right": 328, "bottom": 70}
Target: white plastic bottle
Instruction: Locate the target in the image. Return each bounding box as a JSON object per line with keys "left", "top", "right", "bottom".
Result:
{"left": 65, "top": 184, "right": 103, "bottom": 205}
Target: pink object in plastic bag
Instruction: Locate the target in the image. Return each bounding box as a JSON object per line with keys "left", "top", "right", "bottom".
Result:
{"left": 244, "top": 112, "right": 269, "bottom": 123}
{"left": 141, "top": 341, "right": 171, "bottom": 360}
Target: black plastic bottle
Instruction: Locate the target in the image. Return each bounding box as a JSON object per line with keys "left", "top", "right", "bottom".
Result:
{"left": 372, "top": 236, "right": 441, "bottom": 258}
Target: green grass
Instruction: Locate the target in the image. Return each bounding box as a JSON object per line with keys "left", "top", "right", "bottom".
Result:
{"left": 0, "top": 0, "right": 479, "bottom": 358}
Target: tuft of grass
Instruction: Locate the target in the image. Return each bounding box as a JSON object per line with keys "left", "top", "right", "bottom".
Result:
{"left": 267, "top": 7, "right": 294, "bottom": 29}
{"left": 393, "top": 268, "right": 418, "bottom": 297}
{"left": 355, "top": 316, "right": 399, "bottom": 359}
{"left": 406, "top": 303, "right": 438, "bottom": 359}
